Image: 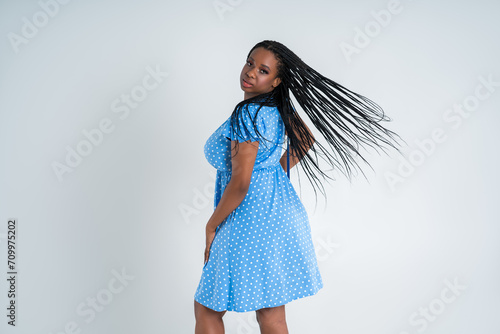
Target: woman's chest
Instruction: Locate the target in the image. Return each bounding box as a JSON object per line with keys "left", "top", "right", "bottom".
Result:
{"left": 203, "top": 119, "right": 232, "bottom": 171}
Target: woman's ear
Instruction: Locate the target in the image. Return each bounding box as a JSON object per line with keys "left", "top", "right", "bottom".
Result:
{"left": 273, "top": 77, "right": 282, "bottom": 88}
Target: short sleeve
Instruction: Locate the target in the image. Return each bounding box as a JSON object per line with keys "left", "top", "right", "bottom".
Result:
{"left": 228, "top": 104, "right": 265, "bottom": 143}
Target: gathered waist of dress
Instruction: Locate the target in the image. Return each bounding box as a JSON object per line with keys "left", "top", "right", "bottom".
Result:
{"left": 216, "top": 162, "right": 282, "bottom": 174}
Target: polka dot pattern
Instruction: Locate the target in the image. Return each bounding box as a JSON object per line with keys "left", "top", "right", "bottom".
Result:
{"left": 194, "top": 103, "right": 323, "bottom": 313}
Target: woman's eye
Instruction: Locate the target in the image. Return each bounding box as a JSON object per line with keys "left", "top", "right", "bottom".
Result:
{"left": 246, "top": 61, "right": 267, "bottom": 74}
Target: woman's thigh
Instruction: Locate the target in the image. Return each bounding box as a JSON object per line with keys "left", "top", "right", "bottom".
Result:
{"left": 194, "top": 300, "right": 227, "bottom": 320}
{"left": 255, "top": 305, "right": 287, "bottom": 323}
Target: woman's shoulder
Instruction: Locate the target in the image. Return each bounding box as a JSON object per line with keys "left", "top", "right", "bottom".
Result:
{"left": 243, "top": 103, "right": 279, "bottom": 118}
{"left": 232, "top": 102, "right": 280, "bottom": 127}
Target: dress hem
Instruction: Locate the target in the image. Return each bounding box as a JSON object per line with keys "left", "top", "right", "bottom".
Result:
{"left": 194, "top": 282, "right": 324, "bottom": 313}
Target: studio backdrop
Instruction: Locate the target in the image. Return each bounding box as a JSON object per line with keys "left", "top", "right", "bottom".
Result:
{"left": 0, "top": 0, "right": 499, "bottom": 333}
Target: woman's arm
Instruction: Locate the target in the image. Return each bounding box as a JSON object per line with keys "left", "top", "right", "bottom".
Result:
{"left": 279, "top": 115, "right": 315, "bottom": 171}
{"left": 205, "top": 140, "right": 259, "bottom": 232}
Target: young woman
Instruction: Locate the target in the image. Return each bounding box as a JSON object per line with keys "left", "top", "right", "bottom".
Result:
{"left": 194, "top": 40, "right": 403, "bottom": 333}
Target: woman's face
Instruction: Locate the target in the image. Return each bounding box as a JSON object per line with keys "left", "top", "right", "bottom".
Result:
{"left": 240, "top": 47, "right": 281, "bottom": 100}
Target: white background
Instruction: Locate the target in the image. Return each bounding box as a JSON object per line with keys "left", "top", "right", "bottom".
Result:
{"left": 1, "top": 0, "right": 499, "bottom": 333}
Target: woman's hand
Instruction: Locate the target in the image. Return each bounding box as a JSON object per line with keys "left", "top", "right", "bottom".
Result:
{"left": 204, "top": 226, "right": 217, "bottom": 266}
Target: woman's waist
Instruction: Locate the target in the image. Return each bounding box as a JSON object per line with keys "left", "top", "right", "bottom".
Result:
{"left": 217, "top": 162, "right": 282, "bottom": 174}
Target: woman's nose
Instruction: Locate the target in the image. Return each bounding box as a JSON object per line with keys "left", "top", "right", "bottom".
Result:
{"left": 246, "top": 69, "right": 256, "bottom": 78}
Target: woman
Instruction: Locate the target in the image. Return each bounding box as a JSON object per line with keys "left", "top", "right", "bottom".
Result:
{"left": 194, "top": 40, "right": 403, "bottom": 333}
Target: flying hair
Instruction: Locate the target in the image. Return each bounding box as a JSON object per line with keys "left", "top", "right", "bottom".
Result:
{"left": 229, "top": 40, "right": 407, "bottom": 207}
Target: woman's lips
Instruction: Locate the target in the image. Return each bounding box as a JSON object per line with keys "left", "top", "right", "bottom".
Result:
{"left": 242, "top": 78, "right": 253, "bottom": 87}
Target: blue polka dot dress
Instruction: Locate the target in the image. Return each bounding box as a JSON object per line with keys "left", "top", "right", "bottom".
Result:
{"left": 194, "top": 102, "right": 323, "bottom": 312}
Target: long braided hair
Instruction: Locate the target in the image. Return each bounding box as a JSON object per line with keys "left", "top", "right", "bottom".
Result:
{"left": 229, "top": 40, "right": 406, "bottom": 203}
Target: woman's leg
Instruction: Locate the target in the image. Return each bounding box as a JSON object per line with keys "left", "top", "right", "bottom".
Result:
{"left": 255, "top": 305, "right": 288, "bottom": 334}
{"left": 194, "top": 300, "right": 227, "bottom": 334}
